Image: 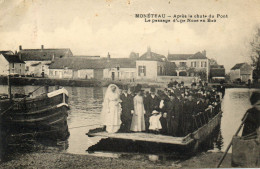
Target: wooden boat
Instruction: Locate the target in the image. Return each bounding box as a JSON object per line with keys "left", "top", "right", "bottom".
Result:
{"left": 232, "top": 136, "right": 260, "bottom": 167}
{"left": 87, "top": 106, "right": 222, "bottom": 152}
{"left": 0, "top": 87, "right": 70, "bottom": 144}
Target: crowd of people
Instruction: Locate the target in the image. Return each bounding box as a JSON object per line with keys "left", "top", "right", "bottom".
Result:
{"left": 101, "top": 80, "right": 224, "bottom": 137}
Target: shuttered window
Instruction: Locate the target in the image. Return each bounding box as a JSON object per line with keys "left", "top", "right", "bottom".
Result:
{"left": 138, "top": 66, "right": 146, "bottom": 76}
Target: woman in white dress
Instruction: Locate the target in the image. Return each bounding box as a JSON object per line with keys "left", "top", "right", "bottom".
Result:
{"left": 101, "top": 84, "right": 122, "bottom": 133}
{"left": 130, "top": 89, "right": 146, "bottom": 132}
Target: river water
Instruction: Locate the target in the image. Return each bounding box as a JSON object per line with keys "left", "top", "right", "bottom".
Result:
{"left": 0, "top": 85, "right": 257, "bottom": 158}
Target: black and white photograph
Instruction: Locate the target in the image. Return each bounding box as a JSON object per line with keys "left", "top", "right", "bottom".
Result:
{"left": 0, "top": 0, "right": 260, "bottom": 168}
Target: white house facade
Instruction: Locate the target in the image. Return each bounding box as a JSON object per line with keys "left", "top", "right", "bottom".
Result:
{"left": 0, "top": 52, "right": 25, "bottom": 76}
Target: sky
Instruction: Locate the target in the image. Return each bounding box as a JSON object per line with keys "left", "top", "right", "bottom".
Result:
{"left": 0, "top": 0, "right": 260, "bottom": 70}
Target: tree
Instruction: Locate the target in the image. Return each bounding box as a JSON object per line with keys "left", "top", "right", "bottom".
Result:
{"left": 209, "top": 58, "right": 218, "bottom": 66}
{"left": 250, "top": 28, "right": 260, "bottom": 81}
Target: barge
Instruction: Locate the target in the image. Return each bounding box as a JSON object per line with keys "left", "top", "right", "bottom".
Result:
{"left": 0, "top": 87, "right": 70, "bottom": 144}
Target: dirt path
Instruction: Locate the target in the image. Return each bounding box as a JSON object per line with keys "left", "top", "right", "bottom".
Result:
{"left": 0, "top": 152, "right": 231, "bottom": 168}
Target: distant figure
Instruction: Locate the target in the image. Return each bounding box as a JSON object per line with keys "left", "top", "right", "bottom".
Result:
{"left": 242, "top": 91, "right": 260, "bottom": 136}
{"left": 218, "top": 82, "right": 226, "bottom": 98}
{"left": 149, "top": 110, "right": 162, "bottom": 134}
{"left": 168, "top": 79, "right": 174, "bottom": 88}
{"left": 130, "top": 88, "right": 146, "bottom": 132}
{"left": 248, "top": 79, "right": 251, "bottom": 89}
{"left": 101, "top": 84, "right": 122, "bottom": 133}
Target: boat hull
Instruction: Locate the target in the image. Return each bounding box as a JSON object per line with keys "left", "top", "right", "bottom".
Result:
{"left": 0, "top": 88, "right": 70, "bottom": 144}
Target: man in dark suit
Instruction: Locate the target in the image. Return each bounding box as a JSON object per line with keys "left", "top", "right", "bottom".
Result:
{"left": 145, "top": 87, "right": 160, "bottom": 131}
{"left": 183, "top": 95, "right": 196, "bottom": 135}
{"left": 165, "top": 93, "right": 175, "bottom": 135}
{"left": 120, "top": 85, "right": 134, "bottom": 132}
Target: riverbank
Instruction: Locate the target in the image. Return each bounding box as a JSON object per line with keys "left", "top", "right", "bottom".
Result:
{"left": 0, "top": 151, "right": 231, "bottom": 168}
{"left": 0, "top": 76, "right": 257, "bottom": 89}
{"left": 0, "top": 76, "right": 165, "bottom": 88}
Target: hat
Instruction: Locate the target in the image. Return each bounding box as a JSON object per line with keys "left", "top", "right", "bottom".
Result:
{"left": 129, "top": 86, "right": 135, "bottom": 92}
{"left": 169, "top": 92, "right": 176, "bottom": 97}
{"left": 150, "top": 87, "right": 156, "bottom": 93}
{"left": 135, "top": 84, "right": 142, "bottom": 93}
{"left": 250, "top": 91, "right": 260, "bottom": 105}
{"left": 152, "top": 110, "right": 159, "bottom": 115}
{"left": 122, "top": 85, "right": 128, "bottom": 90}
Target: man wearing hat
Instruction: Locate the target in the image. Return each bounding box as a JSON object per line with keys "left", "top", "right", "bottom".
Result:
{"left": 182, "top": 94, "right": 196, "bottom": 135}
{"left": 242, "top": 91, "right": 260, "bottom": 136}
{"left": 146, "top": 87, "right": 160, "bottom": 131}
{"left": 119, "top": 85, "right": 134, "bottom": 132}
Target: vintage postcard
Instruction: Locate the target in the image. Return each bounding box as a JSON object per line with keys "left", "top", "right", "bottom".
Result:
{"left": 0, "top": 0, "right": 260, "bottom": 168}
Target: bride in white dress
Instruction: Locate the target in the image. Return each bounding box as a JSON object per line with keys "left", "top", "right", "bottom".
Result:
{"left": 101, "top": 84, "right": 122, "bottom": 133}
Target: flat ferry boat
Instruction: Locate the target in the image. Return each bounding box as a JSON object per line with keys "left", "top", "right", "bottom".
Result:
{"left": 0, "top": 87, "right": 70, "bottom": 144}
{"left": 87, "top": 105, "right": 222, "bottom": 153}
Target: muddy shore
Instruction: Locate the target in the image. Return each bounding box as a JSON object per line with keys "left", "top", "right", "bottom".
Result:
{"left": 0, "top": 152, "right": 231, "bottom": 168}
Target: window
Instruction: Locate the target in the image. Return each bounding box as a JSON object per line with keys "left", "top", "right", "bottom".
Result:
{"left": 200, "top": 61, "right": 207, "bottom": 67}
{"left": 26, "top": 66, "right": 29, "bottom": 71}
{"left": 138, "top": 66, "right": 146, "bottom": 76}
{"left": 180, "top": 62, "right": 186, "bottom": 67}
{"left": 49, "top": 70, "right": 53, "bottom": 76}
{"left": 191, "top": 62, "right": 196, "bottom": 67}
{"left": 12, "top": 63, "right": 15, "bottom": 68}
{"left": 194, "top": 62, "right": 197, "bottom": 67}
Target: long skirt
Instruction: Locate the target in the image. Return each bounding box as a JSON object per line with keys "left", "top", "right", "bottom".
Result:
{"left": 104, "top": 101, "right": 122, "bottom": 133}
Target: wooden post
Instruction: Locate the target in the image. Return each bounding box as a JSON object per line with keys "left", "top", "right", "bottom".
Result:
{"left": 7, "top": 75, "right": 12, "bottom": 101}
{"left": 44, "top": 85, "right": 49, "bottom": 93}
{"left": 55, "top": 85, "right": 60, "bottom": 90}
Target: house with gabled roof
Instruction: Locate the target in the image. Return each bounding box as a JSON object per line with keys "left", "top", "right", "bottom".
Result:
{"left": 18, "top": 45, "right": 73, "bottom": 77}
{"left": 0, "top": 52, "right": 25, "bottom": 76}
{"left": 136, "top": 47, "right": 167, "bottom": 80}
{"left": 48, "top": 54, "right": 136, "bottom": 80}
{"left": 167, "top": 50, "right": 209, "bottom": 80}
{"left": 230, "top": 62, "right": 253, "bottom": 82}
{"left": 103, "top": 54, "right": 136, "bottom": 80}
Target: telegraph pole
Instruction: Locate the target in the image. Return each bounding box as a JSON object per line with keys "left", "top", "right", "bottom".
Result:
{"left": 7, "top": 67, "right": 12, "bottom": 101}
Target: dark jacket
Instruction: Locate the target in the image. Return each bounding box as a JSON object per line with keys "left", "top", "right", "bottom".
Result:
{"left": 242, "top": 107, "right": 260, "bottom": 136}
{"left": 120, "top": 93, "right": 134, "bottom": 120}
{"left": 146, "top": 94, "right": 160, "bottom": 115}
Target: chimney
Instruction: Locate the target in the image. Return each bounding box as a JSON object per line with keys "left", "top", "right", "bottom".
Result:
{"left": 107, "top": 52, "right": 111, "bottom": 59}
{"left": 147, "top": 46, "right": 151, "bottom": 53}
{"left": 18, "top": 53, "right": 22, "bottom": 61}
{"left": 202, "top": 50, "right": 206, "bottom": 56}
{"left": 147, "top": 46, "right": 151, "bottom": 58}
{"left": 19, "top": 45, "right": 22, "bottom": 51}
{"left": 41, "top": 45, "right": 44, "bottom": 50}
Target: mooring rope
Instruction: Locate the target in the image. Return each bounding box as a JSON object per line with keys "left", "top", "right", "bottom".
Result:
{"left": 0, "top": 86, "right": 44, "bottom": 116}
{"left": 69, "top": 124, "right": 101, "bottom": 129}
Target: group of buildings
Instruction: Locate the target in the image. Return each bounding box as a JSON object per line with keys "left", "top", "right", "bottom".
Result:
{"left": 0, "top": 45, "right": 254, "bottom": 83}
